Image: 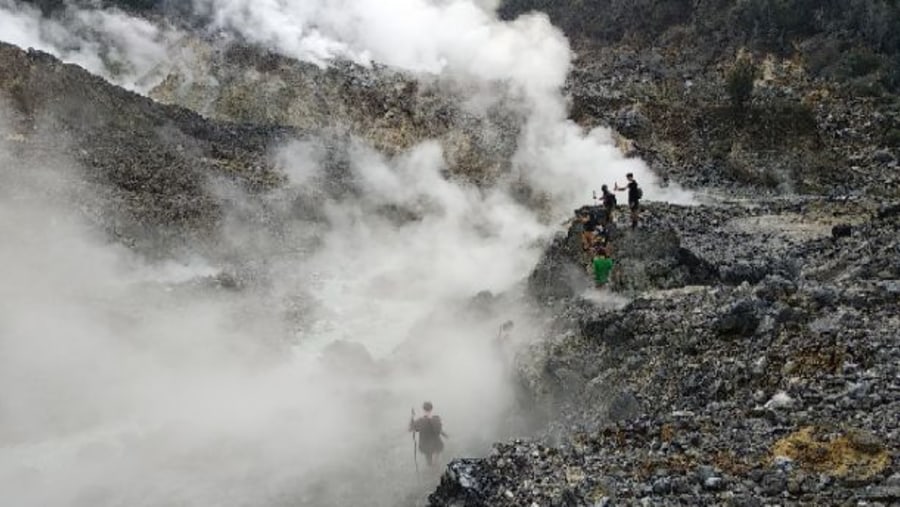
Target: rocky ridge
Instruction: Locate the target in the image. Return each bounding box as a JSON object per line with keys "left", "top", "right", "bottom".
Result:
{"left": 0, "top": 41, "right": 292, "bottom": 255}
{"left": 149, "top": 41, "right": 522, "bottom": 186}
{"left": 431, "top": 197, "right": 899, "bottom": 505}
{"left": 498, "top": 0, "right": 900, "bottom": 197}
{"left": 3, "top": 3, "right": 899, "bottom": 505}
{"left": 567, "top": 47, "right": 900, "bottom": 198}
{"left": 0, "top": 39, "right": 519, "bottom": 261}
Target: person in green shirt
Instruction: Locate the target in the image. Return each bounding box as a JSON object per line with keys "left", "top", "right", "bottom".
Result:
{"left": 592, "top": 248, "right": 615, "bottom": 288}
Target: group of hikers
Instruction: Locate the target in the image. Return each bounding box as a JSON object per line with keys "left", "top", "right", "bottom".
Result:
{"left": 576, "top": 172, "right": 643, "bottom": 288}
{"left": 407, "top": 175, "right": 643, "bottom": 471}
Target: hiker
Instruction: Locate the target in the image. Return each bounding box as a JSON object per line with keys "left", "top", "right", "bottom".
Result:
{"left": 574, "top": 209, "right": 595, "bottom": 252}
{"left": 599, "top": 184, "right": 617, "bottom": 224}
{"left": 569, "top": 207, "right": 588, "bottom": 252}
{"left": 614, "top": 173, "right": 642, "bottom": 229}
{"left": 409, "top": 401, "right": 447, "bottom": 467}
{"left": 578, "top": 206, "right": 606, "bottom": 252}
{"left": 592, "top": 247, "right": 615, "bottom": 288}
{"left": 585, "top": 205, "right": 604, "bottom": 233}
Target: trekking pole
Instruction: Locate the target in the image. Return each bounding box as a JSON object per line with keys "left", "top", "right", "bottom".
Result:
{"left": 411, "top": 408, "right": 420, "bottom": 482}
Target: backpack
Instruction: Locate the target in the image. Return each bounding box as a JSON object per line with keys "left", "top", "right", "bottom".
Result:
{"left": 635, "top": 186, "right": 643, "bottom": 200}
{"left": 422, "top": 416, "right": 442, "bottom": 438}
{"left": 604, "top": 192, "right": 617, "bottom": 208}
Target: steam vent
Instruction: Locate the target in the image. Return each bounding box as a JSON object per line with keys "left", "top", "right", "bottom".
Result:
{"left": 1, "top": 1, "right": 897, "bottom": 506}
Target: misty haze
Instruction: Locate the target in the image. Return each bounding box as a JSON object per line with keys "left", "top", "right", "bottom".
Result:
{"left": 2, "top": 1, "right": 898, "bottom": 506}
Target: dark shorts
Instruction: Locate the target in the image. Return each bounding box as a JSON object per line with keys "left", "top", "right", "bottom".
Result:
{"left": 419, "top": 437, "right": 444, "bottom": 455}
{"left": 629, "top": 200, "right": 640, "bottom": 211}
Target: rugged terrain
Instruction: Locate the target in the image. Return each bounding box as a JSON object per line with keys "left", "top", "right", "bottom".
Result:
{"left": 502, "top": 0, "right": 900, "bottom": 197}
{"left": 433, "top": 197, "right": 900, "bottom": 505}
{"left": 148, "top": 42, "right": 521, "bottom": 186}
{"left": 0, "top": 41, "right": 290, "bottom": 256}
{"left": 427, "top": 2, "right": 900, "bottom": 504}
{"left": 2, "top": 1, "right": 899, "bottom": 505}
{"left": 0, "top": 38, "right": 517, "bottom": 258}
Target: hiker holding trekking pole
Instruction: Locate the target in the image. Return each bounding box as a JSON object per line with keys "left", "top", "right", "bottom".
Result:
{"left": 408, "top": 401, "right": 448, "bottom": 468}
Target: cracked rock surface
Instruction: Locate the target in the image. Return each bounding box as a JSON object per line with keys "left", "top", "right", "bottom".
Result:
{"left": 432, "top": 197, "right": 899, "bottom": 506}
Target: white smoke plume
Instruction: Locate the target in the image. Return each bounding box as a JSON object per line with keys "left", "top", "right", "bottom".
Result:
{"left": 192, "top": 0, "right": 694, "bottom": 207}
{"left": 0, "top": 0, "right": 692, "bottom": 206}
{"left": 0, "top": 104, "right": 543, "bottom": 506}
{"left": 0, "top": 1, "right": 696, "bottom": 505}
{"left": 0, "top": 0, "right": 183, "bottom": 92}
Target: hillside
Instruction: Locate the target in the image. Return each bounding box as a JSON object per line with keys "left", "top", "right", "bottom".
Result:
{"left": 502, "top": 0, "right": 900, "bottom": 196}
{"left": 0, "top": 41, "right": 290, "bottom": 254}
{"left": 1, "top": 2, "right": 898, "bottom": 506}
{"left": 433, "top": 196, "right": 900, "bottom": 505}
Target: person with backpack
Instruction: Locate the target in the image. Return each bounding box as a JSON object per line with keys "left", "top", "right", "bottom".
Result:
{"left": 582, "top": 206, "right": 605, "bottom": 251}
{"left": 409, "top": 401, "right": 448, "bottom": 467}
{"left": 614, "top": 173, "right": 642, "bottom": 229}
{"left": 597, "top": 184, "right": 617, "bottom": 224}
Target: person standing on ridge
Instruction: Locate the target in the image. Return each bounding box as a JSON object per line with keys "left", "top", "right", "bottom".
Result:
{"left": 598, "top": 184, "right": 617, "bottom": 224}
{"left": 409, "top": 401, "right": 447, "bottom": 467}
{"left": 614, "top": 173, "right": 642, "bottom": 229}
{"left": 592, "top": 247, "right": 615, "bottom": 289}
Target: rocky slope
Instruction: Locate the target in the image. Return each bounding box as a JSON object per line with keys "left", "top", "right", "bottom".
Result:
{"left": 148, "top": 41, "right": 521, "bottom": 186}
{"left": 566, "top": 47, "right": 900, "bottom": 198}
{"left": 4, "top": 2, "right": 899, "bottom": 505}
{"left": 432, "top": 197, "right": 899, "bottom": 505}
{"left": 0, "top": 39, "right": 516, "bottom": 261}
{"left": 503, "top": 0, "right": 900, "bottom": 197}
{"left": 15, "top": 0, "right": 523, "bottom": 186}
{"left": 0, "top": 41, "right": 290, "bottom": 255}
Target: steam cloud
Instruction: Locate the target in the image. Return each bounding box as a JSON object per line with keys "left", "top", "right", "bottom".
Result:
{"left": 0, "top": 105, "right": 540, "bottom": 506}
{"left": 195, "top": 0, "right": 692, "bottom": 205}
{"left": 1, "top": 1, "right": 693, "bottom": 506}
{"left": 0, "top": 0, "right": 183, "bottom": 92}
